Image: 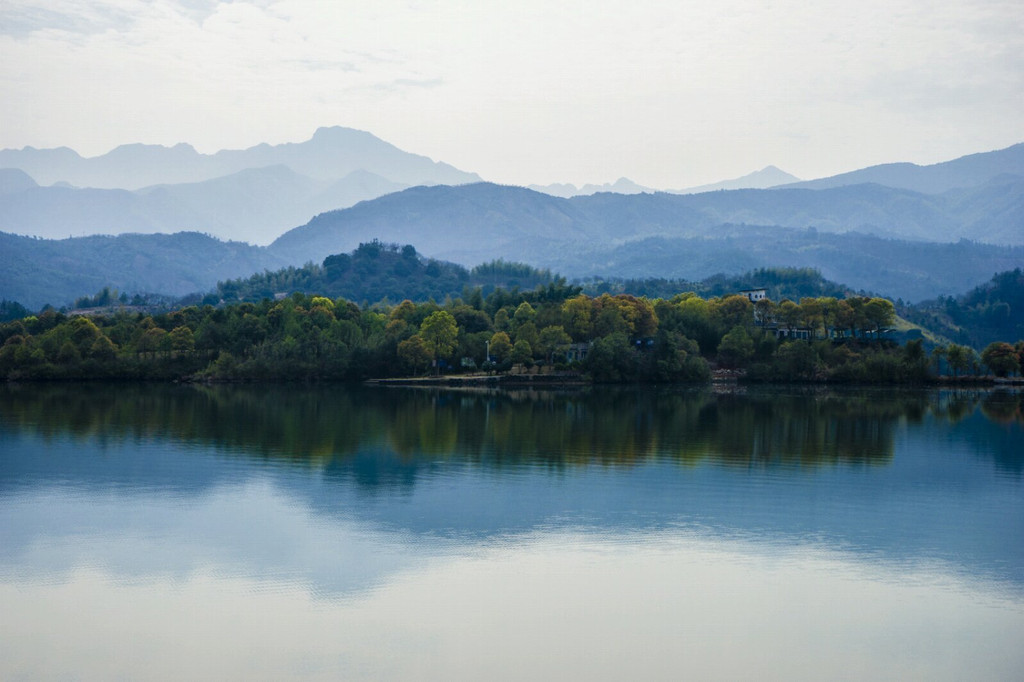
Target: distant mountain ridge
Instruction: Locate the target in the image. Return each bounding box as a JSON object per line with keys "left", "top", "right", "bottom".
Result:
{"left": 268, "top": 179, "right": 1024, "bottom": 271}
{"left": 0, "top": 165, "right": 408, "bottom": 244}
{"left": 674, "top": 166, "right": 801, "bottom": 193}
{"left": 263, "top": 181, "right": 1024, "bottom": 301}
{"left": 781, "top": 142, "right": 1024, "bottom": 194}
{"left": 526, "top": 166, "right": 802, "bottom": 197}
{"left": 0, "top": 126, "right": 481, "bottom": 190}
{"left": 528, "top": 177, "right": 655, "bottom": 198}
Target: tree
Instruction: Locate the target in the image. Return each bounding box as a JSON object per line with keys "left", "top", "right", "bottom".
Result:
{"left": 512, "top": 302, "right": 536, "bottom": 330}
{"left": 489, "top": 331, "right": 512, "bottom": 362}
{"left": 510, "top": 339, "right": 533, "bottom": 365}
{"left": 537, "top": 325, "right": 572, "bottom": 363}
{"left": 560, "top": 295, "right": 593, "bottom": 341}
{"left": 799, "top": 298, "right": 824, "bottom": 338}
{"left": 777, "top": 300, "right": 803, "bottom": 334}
{"left": 89, "top": 335, "right": 118, "bottom": 360}
{"left": 710, "top": 294, "right": 753, "bottom": 332}
{"left": 717, "top": 325, "right": 754, "bottom": 368}
{"left": 981, "top": 342, "right": 1020, "bottom": 377}
{"left": 775, "top": 341, "right": 819, "bottom": 379}
{"left": 419, "top": 311, "right": 459, "bottom": 373}
{"left": 753, "top": 298, "right": 775, "bottom": 327}
{"left": 863, "top": 298, "right": 896, "bottom": 338}
{"left": 170, "top": 326, "right": 195, "bottom": 353}
{"left": 398, "top": 335, "right": 431, "bottom": 374}
{"left": 945, "top": 344, "right": 974, "bottom": 377}
{"left": 931, "top": 344, "right": 946, "bottom": 375}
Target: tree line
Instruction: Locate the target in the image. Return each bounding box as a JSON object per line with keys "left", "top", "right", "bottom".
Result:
{"left": 2, "top": 271, "right": 1020, "bottom": 383}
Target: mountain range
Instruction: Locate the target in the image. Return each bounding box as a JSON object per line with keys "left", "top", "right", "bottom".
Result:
{"left": 1, "top": 129, "right": 1023, "bottom": 308}
{"left": 0, "top": 126, "right": 480, "bottom": 189}
{"left": 526, "top": 166, "right": 802, "bottom": 197}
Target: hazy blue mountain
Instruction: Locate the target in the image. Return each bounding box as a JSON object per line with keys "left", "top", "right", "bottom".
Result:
{"left": 270, "top": 183, "right": 593, "bottom": 265}
{"left": 268, "top": 180, "right": 1022, "bottom": 271}
{"left": 673, "top": 165, "right": 800, "bottom": 193}
{"left": 547, "top": 229, "right": 1024, "bottom": 303}
{"left": 529, "top": 177, "right": 655, "bottom": 197}
{"left": 942, "top": 174, "right": 1024, "bottom": 246}
{"left": 782, "top": 142, "right": 1024, "bottom": 194}
{"left": 530, "top": 168, "right": 801, "bottom": 197}
{"left": 264, "top": 181, "right": 1024, "bottom": 301}
{"left": 0, "top": 168, "right": 38, "bottom": 194}
{"left": 0, "top": 126, "right": 481, "bottom": 190}
{"left": 0, "top": 231, "right": 282, "bottom": 309}
{"left": 0, "top": 165, "right": 409, "bottom": 244}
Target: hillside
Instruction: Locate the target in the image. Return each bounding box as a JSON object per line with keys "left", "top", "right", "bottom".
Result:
{"left": 0, "top": 231, "right": 282, "bottom": 310}
{"left": 902, "top": 269, "right": 1024, "bottom": 348}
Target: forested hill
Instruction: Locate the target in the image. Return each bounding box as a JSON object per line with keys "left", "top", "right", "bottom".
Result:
{"left": 0, "top": 231, "right": 282, "bottom": 310}
{"left": 212, "top": 243, "right": 857, "bottom": 309}
{"left": 579, "top": 267, "right": 852, "bottom": 302}
{"left": 902, "top": 269, "right": 1024, "bottom": 348}
{"left": 215, "top": 241, "right": 559, "bottom": 305}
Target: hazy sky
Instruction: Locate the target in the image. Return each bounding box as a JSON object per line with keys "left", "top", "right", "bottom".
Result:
{"left": 1, "top": 0, "right": 1022, "bottom": 188}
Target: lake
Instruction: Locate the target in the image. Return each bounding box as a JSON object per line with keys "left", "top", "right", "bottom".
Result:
{"left": 1, "top": 383, "right": 1022, "bottom": 680}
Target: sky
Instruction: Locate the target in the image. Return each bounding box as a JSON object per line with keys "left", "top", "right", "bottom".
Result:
{"left": 1, "top": 0, "right": 1022, "bottom": 189}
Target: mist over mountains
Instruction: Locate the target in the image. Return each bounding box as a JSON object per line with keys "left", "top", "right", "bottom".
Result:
{"left": 1, "top": 128, "right": 1022, "bottom": 308}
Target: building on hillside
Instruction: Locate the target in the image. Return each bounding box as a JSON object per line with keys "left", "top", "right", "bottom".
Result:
{"left": 740, "top": 288, "right": 767, "bottom": 303}
{"left": 566, "top": 342, "right": 591, "bottom": 363}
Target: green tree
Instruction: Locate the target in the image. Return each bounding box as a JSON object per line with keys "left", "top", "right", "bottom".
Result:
{"left": 945, "top": 343, "right": 974, "bottom": 377}
{"left": 775, "top": 341, "right": 819, "bottom": 379}
{"left": 419, "top": 311, "right": 458, "bottom": 373}
{"left": 512, "top": 302, "right": 536, "bottom": 330}
{"left": 777, "top": 300, "right": 803, "bottom": 334}
{"left": 981, "top": 342, "right": 1020, "bottom": 377}
{"left": 57, "top": 340, "right": 81, "bottom": 364}
{"left": 537, "top": 325, "right": 572, "bottom": 363}
{"left": 510, "top": 339, "right": 533, "bottom": 365}
{"left": 398, "top": 334, "right": 432, "bottom": 374}
{"left": 717, "top": 325, "right": 754, "bottom": 368}
{"left": 561, "top": 295, "right": 593, "bottom": 341}
{"left": 489, "top": 331, "right": 512, "bottom": 362}
{"left": 89, "top": 335, "right": 118, "bottom": 360}
{"left": 863, "top": 298, "right": 896, "bottom": 338}
{"left": 170, "top": 326, "right": 195, "bottom": 353}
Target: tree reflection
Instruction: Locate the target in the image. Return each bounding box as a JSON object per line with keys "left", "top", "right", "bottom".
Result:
{"left": 2, "top": 384, "right": 1019, "bottom": 478}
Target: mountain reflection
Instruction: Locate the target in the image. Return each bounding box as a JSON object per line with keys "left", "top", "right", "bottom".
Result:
{"left": 1, "top": 383, "right": 1021, "bottom": 591}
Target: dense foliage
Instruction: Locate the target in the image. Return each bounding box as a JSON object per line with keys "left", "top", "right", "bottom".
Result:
{"left": 214, "top": 242, "right": 556, "bottom": 305}
{"left": 6, "top": 268, "right": 1011, "bottom": 385}
{"left": 579, "top": 267, "right": 851, "bottom": 302}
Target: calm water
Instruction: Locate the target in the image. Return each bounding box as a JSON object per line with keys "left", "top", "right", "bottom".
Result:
{"left": 1, "top": 383, "right": 1022, "bottom": 681}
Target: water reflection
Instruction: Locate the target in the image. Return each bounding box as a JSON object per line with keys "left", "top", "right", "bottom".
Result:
{"left": 1, "top": 384, "right": 1022, "bottom": 680}
{"left": 5, "top": 383, "right": 1021, "bottom": 472}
